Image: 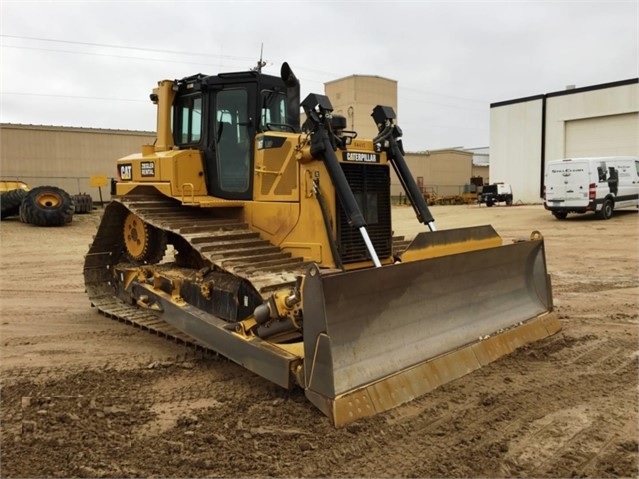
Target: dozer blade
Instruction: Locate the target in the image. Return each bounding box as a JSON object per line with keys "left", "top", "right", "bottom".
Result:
{"left": 301, "top": 228, "right": 560, "bottom": 426}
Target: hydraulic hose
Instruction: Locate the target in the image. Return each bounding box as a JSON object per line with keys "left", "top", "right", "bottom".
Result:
{"left": 313, "top": 178, "right": 344, "bottom": 270}
{"left": 310, "top": 123, "right": 381, "bottom": 267}
{"left": 375, "top": 125, "right": 437, "bottom": 231}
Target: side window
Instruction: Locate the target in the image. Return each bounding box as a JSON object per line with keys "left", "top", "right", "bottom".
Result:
{"left": 260, "top": 90, "right": 287, "bottom": 130}
{"left": 597, "top": 164, "right": 607, "bottom": 182}
{"left": 635, "top": 161, "right": 639, "bottom": 176}
{"left": 175, "top": 94, "right": 202, "bottom": 145}
{"left": 216, "top": 89, "right": 250, "bottom": 193}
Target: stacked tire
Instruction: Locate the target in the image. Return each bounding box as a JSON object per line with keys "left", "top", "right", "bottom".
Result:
{"left": 1, "top": 188, "right": 28, "bottom": 220}
{"left": 19, "top": 186, "right": 75, "bottom": 227}
{"left": 73, "top": 193, "right": 93, "bottom": 214}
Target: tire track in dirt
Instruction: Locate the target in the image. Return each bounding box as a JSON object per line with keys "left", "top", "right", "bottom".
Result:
{"left": 317, "top": 326, "right": 638, "bottom": 478}
{"left": 2, "top": 206, "right": 637, "bottom": 478}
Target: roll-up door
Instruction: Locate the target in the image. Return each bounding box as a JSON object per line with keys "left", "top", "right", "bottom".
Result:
{"left": 564, "top": 113, "right": 638, "bottom": 157}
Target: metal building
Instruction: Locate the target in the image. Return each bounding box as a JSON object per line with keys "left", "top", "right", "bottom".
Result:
{"left": 324, "top": 74, "right": 398, "bottom": 141}
{"left": 398, "top": 149, "right": 474, "bottom": 198}
{"left": 490, "top": 78, "right": 639, "bottom": 203}
{"left": 0, "top": 124, "right": 154, "bottom": 199}
{"left": 325, "top": 75, "right": 481, "bottom": 200}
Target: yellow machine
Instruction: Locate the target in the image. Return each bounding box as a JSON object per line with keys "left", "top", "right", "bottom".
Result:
{"left": 0, "top": 180, "right": 29, "bottom": 220}
{"left": 84, "top": 63, "right": 560, "bottom": 426}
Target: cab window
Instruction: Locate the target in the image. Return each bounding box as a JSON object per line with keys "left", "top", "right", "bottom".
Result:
{"left": 260, "top": 90, "right": 288, "bottom": 131}
{"left": 175, "top": 94, "right": 202, "bottom": 145}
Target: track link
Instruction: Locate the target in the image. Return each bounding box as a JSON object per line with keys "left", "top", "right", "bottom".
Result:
{"left": 83, "top": 195, "right": 311, "bottom": 350}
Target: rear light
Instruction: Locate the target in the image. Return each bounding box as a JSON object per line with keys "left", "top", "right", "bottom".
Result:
{"left": 588, "top": 183, "right": 596, "bottom": 201}
{"left": 543, "top": 185, "right": 546, "bottom": 200}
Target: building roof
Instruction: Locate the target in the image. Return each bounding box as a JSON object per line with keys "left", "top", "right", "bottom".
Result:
{"left": 1, "top": 123, "right": 154, "bottom": 136}
{"left": 324, "top": 74, "right": 397, "bottom": 85}
{"left": 490, "top": 78, "right": 638, "bottom": 108}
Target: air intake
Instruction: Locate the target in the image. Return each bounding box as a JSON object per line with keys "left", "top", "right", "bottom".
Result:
{"left": 337, "top": 163, "right": 392, "bottom": 263}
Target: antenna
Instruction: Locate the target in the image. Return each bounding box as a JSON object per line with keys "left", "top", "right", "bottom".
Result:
{"left": 253, "top": 43, "right": 267, "bottom": 73}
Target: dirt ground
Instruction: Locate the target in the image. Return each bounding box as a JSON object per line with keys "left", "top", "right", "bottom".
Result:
{"left": 1, "top": 203, "right": 637, "bottom": 478}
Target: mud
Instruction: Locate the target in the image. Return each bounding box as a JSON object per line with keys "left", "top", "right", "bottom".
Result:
{"left": 1, "top": 204, "right": 637, "bottom": 478}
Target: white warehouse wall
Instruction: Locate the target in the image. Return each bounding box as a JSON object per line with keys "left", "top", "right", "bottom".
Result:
{"left": 490, "top": 80, "right": 639, "bottom": 203}
{"left": 545, "top": 84, "right": 638, "bottom": 160}
{"left": 489, "top": 97, "right": 544, "bottom": 203}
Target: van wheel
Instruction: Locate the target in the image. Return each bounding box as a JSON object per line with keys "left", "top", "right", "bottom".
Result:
{"left": 598, "top": 198, "right": 614, "bottom": 220}
{"left": 553, "top": 212, "right": 568, "bottom": 220}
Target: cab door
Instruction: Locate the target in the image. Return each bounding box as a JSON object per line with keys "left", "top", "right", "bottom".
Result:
{"left": 211, "top": 86, "right": 255, "bottom": 199}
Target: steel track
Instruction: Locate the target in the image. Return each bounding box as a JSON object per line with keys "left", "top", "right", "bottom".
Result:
{"left": 83, "top": 195, "right": 411, "bottom": 352}
{"left": 83, "top": 195, "right": 313, "bottom": 350}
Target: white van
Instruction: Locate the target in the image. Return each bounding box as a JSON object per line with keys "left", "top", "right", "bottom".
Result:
{"left": 544, "top": 156, "right": 639, "bottom": 220}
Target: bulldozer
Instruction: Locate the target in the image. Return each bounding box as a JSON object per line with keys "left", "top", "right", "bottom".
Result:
{"left": 84, "top": 63, "right": 560, "bottom": 426}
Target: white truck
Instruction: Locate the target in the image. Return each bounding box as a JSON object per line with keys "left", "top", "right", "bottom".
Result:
{"left": 544, "top": 156, "right": 639, "bottom": 220}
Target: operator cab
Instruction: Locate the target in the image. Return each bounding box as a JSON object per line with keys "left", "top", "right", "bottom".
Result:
{"left": 171, "top": 67, "right": 300, "bottom": 200}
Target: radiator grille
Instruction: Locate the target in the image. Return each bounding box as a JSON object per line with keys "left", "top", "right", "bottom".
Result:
{"left": 337, "top": 163, "right": 392, "bottom": 264}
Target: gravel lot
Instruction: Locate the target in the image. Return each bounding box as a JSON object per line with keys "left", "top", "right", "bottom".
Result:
{"left": 1, "top": 203, "right": 637, "bottom": 478}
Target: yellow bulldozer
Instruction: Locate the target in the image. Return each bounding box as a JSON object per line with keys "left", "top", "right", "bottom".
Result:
{"left": 84, "top": 63, "right": 560, "bottom": 426}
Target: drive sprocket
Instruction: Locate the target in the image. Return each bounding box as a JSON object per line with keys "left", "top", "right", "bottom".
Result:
{"left": 123, "top": 212, "right": 167, "bottom": 263}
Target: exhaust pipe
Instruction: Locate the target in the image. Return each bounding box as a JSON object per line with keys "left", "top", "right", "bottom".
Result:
{"left": 280, "top": 62, "right": 301, "bottom": 132}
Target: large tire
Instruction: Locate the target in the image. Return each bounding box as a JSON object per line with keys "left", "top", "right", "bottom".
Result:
{"left": 19, "top": 186, "right": 75, "bottom": 226}
{"left": 1, "top": 188, "right": 28, "bottom": 219}
{"left": 553, "top": 211, "right": 568, "bottom": 220}
{"left": 73, "top": 193, "right": 93, "bottom": 214}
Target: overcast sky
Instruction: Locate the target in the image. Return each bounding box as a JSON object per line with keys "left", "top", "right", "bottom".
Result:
{"left": 1, "top": 0, "right": 637, "bottom": 151}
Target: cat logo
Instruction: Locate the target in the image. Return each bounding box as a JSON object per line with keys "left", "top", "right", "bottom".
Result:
{"left": 119, "top": 164, "right": 132, "bottom": 181}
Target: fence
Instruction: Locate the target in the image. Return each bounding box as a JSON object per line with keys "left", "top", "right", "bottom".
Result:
{"left": 392, "top": 184, "right": 478, "bottom": 206}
